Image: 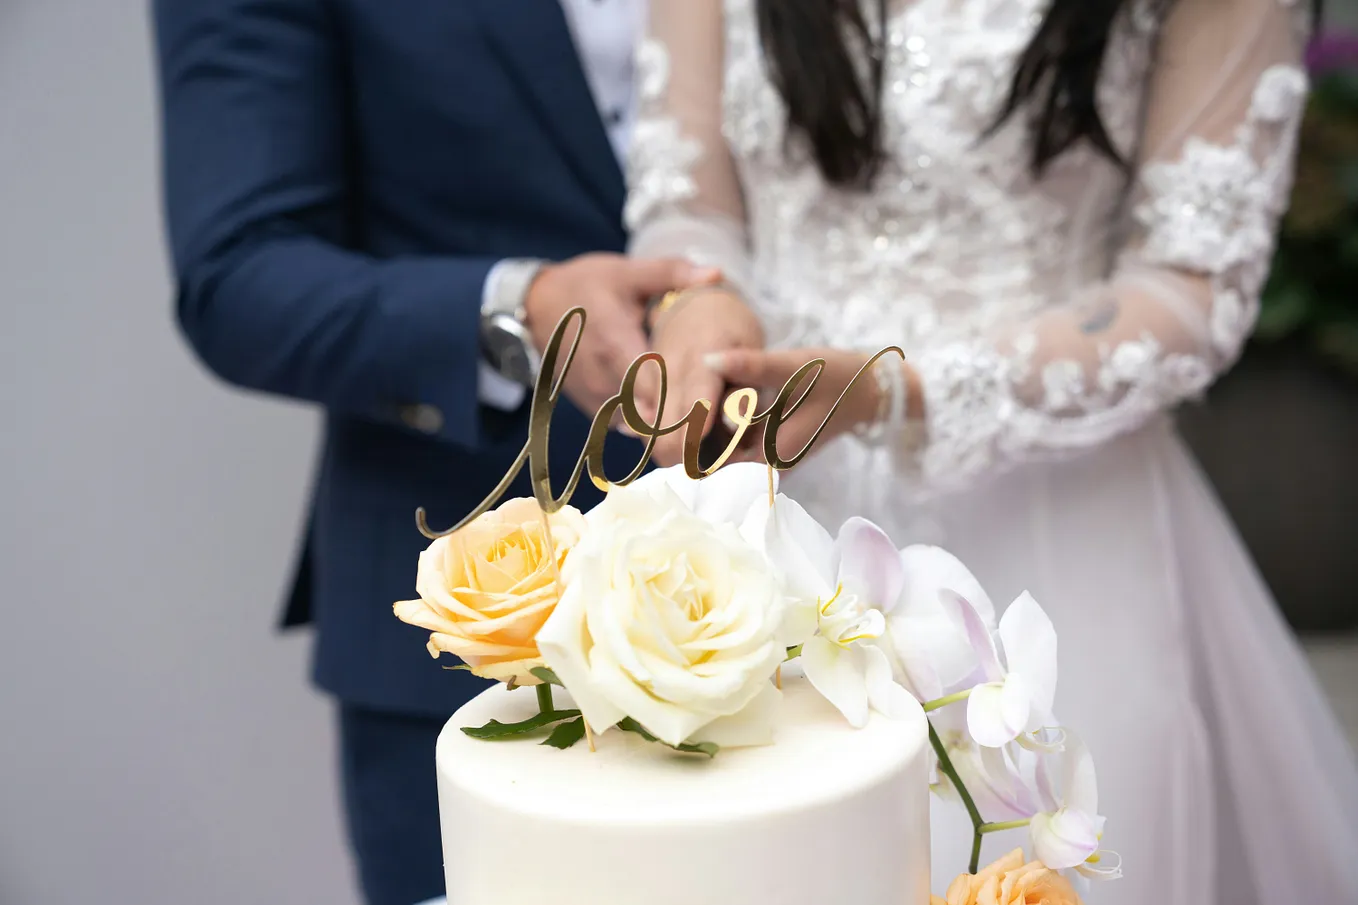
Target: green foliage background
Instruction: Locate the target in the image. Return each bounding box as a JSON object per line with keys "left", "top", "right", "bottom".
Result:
{"left": 1257, "top": 67, "right": 1358, "bottom": 376}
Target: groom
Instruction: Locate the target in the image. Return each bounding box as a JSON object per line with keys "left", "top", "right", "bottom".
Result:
{"left": 152, "top": 2, "right": 752, "bottom": 904}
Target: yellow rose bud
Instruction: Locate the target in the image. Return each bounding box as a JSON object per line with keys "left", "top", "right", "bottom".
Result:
{"left": 941, "top": 850, "right": 1082, "bottom": 905}
{"left": 393, "top": 497, "right": 586, "bottom": 685}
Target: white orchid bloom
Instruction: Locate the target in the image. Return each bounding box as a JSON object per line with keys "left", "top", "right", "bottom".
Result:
{"left": 928, "top": 704, "right": 1039, "bottom": 823}
{"left": 946, "top": 588, "right": 1059, "bottom": 749}
{"left": 1029, "top": 733, "right": 1121, "bottom": 879}
{"left": 765, "top": 500, "right": 918, "bottom": 728}
{"left": 885, "top": 545, "right": 997, "bottom": 702}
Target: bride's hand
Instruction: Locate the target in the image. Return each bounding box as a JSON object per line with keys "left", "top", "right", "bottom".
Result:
{"left": 637, "top": 285, "right": 764, "bottom": 467}
{"left": 706, "top": 347, "right": 906, "bottom": 465}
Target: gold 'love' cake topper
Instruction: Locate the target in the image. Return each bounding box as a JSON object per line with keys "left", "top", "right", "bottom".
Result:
{"left": 416, "top": 307, "right": 903, "bottom": 539}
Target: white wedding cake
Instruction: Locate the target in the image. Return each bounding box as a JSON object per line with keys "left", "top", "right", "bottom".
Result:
{"left": 398, "top": 457, "right": 1118, "bottom": 905}
{"left": 436, "top": 668, "right": 932, "bottom": 905}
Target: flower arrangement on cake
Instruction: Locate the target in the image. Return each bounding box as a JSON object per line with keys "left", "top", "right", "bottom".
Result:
{"left": 394, "top": 311, "right": 1121, "bottom": 903}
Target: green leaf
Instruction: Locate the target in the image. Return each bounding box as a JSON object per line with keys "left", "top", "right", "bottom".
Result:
{"left": 529, "top": 666, "right": 564, "bottom": 686}
{"left": 617, "top": 717, "right": 720, "bottom": 758}
{"left": 541, "top": 717, "right": 587, "bottom": 750}
{"left": 442, "top": 664, "right": 474, "bottom": 671}
{"left": 460, "top": 709, "right": 581, "bottom": 740}
{"left": 1256, "top": 282, "right": 1313, "bottom": 340}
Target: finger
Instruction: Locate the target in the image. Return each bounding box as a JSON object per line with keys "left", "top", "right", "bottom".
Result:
{"left": 625, "top": 257, "right": 722, "bottom": 298}
{"left": 652, "top": 369, "right": 722, "bottom": 467}
{"left": 629, "top": 353, "right": 664, "bottom": 427}
{"left": 705, "top": 348, "right": 810, "bottom": 391}
{"left": 610, "top": 324, "right": 650, "bottom": 380}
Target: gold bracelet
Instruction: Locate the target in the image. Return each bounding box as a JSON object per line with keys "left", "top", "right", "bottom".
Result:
{"left": 650, "top": 289, "right": 686, "bottom": 321}
{"left": 647, "top": 281, "right": 737, "bottom": 334}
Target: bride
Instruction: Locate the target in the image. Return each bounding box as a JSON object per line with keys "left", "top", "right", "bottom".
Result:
{"left": 625, "top": 0, "right": 1358, "bottom": 901}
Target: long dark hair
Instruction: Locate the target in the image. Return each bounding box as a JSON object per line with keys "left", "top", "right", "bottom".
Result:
{"left": 754, "top": 0, "right": 1286, "bottom": 185}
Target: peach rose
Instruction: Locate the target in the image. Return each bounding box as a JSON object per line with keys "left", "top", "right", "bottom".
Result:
{"left": 393, "top": 498, "right": 586, "bottom": 684}
{"left": 934, "top": 849, "right": 1082, "bottom": 905}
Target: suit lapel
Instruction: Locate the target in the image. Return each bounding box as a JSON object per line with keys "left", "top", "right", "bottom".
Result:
{"left": 474, "top": 0, "right": 626, "bottom": 220}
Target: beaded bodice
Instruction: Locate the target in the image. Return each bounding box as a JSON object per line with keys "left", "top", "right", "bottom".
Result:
{"left": 714, "top": 0, "right": 1154, "bottom": 353}
{"left": 626, "top": 0, "right": 1310, "bottom": 495}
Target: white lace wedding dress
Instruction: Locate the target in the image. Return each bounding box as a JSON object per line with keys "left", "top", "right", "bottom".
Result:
{"left": 626, "top": 0, "right": 1358, "bottom": 901}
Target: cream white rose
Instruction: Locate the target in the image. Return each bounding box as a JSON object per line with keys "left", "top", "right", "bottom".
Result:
{"left": 537, "top": 464, "right": 785, "bottom": 748}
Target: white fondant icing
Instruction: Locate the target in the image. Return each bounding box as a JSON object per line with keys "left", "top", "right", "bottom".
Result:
{"left": 436, "top": 671, "right": 931, "bottom": 905}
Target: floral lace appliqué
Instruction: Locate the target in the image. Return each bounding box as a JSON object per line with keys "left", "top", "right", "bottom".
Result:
{"left": 623, "top": 39, "right": 703, "bottom": 229}
{"left": 915, "top": 53, "right": 1307, "bottom": 491}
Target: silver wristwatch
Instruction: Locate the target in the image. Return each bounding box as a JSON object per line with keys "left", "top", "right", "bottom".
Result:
{"left": 481, "top": 258, "right": 546, "bottom": 387}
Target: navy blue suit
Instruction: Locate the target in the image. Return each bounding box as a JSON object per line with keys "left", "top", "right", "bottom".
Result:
{"left": 153, "top": 1, "right": 639, "bottom": 901}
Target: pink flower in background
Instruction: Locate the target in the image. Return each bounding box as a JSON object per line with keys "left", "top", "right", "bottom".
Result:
{"left": 1306, "top": 32, "right": 1358, "bottom": 74}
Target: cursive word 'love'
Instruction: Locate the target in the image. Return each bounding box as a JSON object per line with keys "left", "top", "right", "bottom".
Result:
{"left": 417, "top": 307, "right": 902, "bottom": 538}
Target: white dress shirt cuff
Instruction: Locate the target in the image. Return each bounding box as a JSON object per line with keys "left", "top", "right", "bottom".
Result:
{"left": 477, "top": 261, "right": 529, "bottom": 411}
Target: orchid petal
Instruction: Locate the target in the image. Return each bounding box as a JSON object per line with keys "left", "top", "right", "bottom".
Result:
{"left": 836, "top": 517, "right": 905, "bottom": 613}
{"left": 778, "top": 600, "right": 821, "bottom": 648}
{"left": 966, "top": 676, "right": 1031, "bottom": 747}
{"left": 802, "top": 636, "right": 869, "bottom": 728}
{"left": 863, "top": 644, "right": 922, "bottom": 721}
{"left": 765, "top": 496, "right": 837, "bottom": 600}
{"left": 1016, "top": 725, "right": 1068, "bottom": 754}
{"left": 1074, "top": 848, "right": 1124, "bottom": 881}
{"left": 944, "top": 741, "right": 1040, "bottom": 822}
{"left": 1033, "top": 745, "right": 1062, "bottom": 813}
{"left": 898, "top": 545, "right": 996, "bottom": 627}
{"left": 940, "top": 589, "right": 1004, "bottom": 682}
{"left": 1029, "top": 808, "right": 1102, "bottom": 870}
{"left": 889, "top": 547, "right": 996, "bottom": 693}
{"left": 927, "top": 695, "right": 969, "bottom": 737}
{"left": 885, "top": 611, "right": 971, "bottom": 701}
{"left": 1058, "top": 732, "right": 1100, "bottom": 816}
{"left": 997, "top": 591, "right": 1058, "bottom": 726}
{"left": 978, "top": 742, "right": 1041, "bottom": 818}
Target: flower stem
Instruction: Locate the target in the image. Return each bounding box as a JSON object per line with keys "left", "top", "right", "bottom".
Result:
{"left": 979, "top": 819, "right": 1031, "bottom": 834}
{"left": 536, "top": 683, "right": 553, "bottom": 714}
{"left": 928, "top": 720, "right": 986, "bottom": 875}
{"left": 922, "top": 689, "right": 972, "bottom": 713}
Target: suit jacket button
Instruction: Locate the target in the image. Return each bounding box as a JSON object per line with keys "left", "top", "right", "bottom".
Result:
{"left": 400, "top": 404, "right": 444, "bottom": 435}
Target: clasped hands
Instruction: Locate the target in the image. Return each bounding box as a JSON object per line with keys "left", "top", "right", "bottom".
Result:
{"left": 523, "top": 253, "right": 898, "bottom": 469}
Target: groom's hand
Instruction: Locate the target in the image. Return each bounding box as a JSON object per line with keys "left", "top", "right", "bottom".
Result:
{"left": 524, "top": 254, "right": 718, "bottom": 417}
{"left": 640, "top": 287, "right": 764, "bottom": 467}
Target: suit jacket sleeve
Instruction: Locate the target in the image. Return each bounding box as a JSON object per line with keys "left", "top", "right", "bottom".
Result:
{"left": 153, "top": 0, "right": 498, "bottom": 448}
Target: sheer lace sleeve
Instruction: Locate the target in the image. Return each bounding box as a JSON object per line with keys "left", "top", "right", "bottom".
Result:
{"left": 625, "top": 0, "right": 754, "bottom": 293}
{"left": 908, "top": 0, "right": 1310, "bottom": 489}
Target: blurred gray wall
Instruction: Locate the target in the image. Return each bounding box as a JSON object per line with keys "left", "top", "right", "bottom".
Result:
{"left": 2, "top": 1, "right": 1356, "bottom": 905}
{"left": 0, "top": 3, "right": 360, "bottom": 904}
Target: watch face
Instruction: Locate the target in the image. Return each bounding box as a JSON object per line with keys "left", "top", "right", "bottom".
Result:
{"left": 484, "top": 317, "right": 539, "bottom": 386}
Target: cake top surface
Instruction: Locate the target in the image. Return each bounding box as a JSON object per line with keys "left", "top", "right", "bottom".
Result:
{"left": 437, "top": 668, "right": 928, "bottom": 824}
